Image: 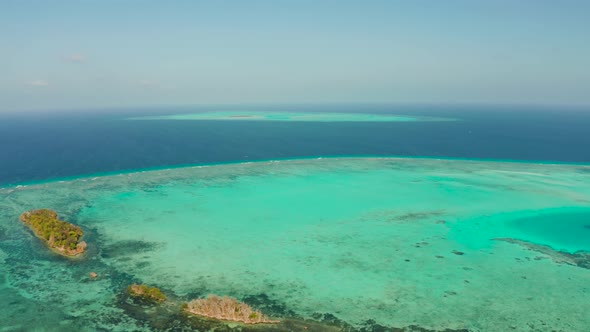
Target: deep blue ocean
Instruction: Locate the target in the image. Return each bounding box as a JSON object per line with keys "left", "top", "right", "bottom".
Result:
{"left": 1, "top": 104, "right": 589, "bottom": 186}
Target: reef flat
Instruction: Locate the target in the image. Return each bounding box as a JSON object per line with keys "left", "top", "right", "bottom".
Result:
{"left": 126, "top": 111, "right": 453, "bottom": 122}
{"left": 0, "top": 157, "right": 589, "bottom": 331}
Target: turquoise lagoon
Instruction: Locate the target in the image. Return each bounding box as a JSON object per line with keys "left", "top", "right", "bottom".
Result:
{"left": 1, "top": 157, "right": 589, "bottom": 331}
{"left": 126, "top": 111, "right": 452, "bottom": 122}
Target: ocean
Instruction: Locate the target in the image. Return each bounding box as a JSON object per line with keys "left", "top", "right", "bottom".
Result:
{"left": 1, "top": 104, "right": 589, "bottom": 186}
{"left": 0, "top": 105, "right": 589, "bottom": 332}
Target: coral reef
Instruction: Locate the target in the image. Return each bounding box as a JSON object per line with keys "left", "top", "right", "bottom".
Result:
{"left": 19, "top": 209, "right": 86, "bottom": 257}
{"left": 495, "top": 238, "right": 590, "bottom": 269}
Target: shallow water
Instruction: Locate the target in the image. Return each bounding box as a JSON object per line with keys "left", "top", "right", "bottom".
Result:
{"left": 1, "top": 157, "right": 589, "bottom": 331}
{"left": 507, "top": 210, "right": 590, "bottom": 252}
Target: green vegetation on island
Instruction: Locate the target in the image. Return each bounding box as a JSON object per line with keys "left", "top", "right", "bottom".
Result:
{"left": 184, "top": 295, "right": 279, "bottom": 324}
{"left": 127, "top": 284, "right": 167, "bottom": 303}
{"left": 19, "top": 209, "right": 86, "bottom": 257}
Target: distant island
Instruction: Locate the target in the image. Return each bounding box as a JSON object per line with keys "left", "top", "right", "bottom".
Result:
{"left": 125, "top": 111, "right": 454, "bottom": 122}
{"left": 184, "top": 295, "right": 279, "bottom": 324}
{"left": 19, "top": 209, "right": 86, "bottom": 257}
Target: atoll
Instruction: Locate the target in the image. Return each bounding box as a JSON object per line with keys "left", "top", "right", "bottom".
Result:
{"left": 19, "top": 209, "right": 86, "bottom": 257}
{"left": 184, "top": 295, "right": 279, "bottom": 324}
{"left": 127, "top": 284, "right": 167, "bottom": 303}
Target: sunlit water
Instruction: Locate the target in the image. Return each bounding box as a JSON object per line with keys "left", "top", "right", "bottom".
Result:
{"left": 1, "top": 157, "right": 589, "bottom": 331}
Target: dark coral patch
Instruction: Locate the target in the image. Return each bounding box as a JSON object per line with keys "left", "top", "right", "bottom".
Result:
{"left": 495, "top": 238, "right": 590, "bottom": 270}
{"left": 242, "top": 293, "right": 298, "bottom": 318}
{"left": 100, "top": 240, "right": 161, "bottom": 258}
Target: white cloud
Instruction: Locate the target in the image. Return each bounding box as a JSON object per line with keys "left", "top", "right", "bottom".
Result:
{"left": 64, "top": 54, "right": 85, "bottom": 63}
{"left": 27, "top": 80, "right": 49, "bottom": 87}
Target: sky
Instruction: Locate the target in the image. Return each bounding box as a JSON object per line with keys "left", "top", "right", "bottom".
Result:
{"left": 1, "top": 0, "right": 589, "bottom": 111}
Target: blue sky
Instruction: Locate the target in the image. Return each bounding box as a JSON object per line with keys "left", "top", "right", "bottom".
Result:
{"left": 1, "top": 0, "right": 589, "bottom": 111}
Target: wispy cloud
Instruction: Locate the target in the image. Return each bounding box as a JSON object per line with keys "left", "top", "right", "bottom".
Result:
{"left": 27, "top": 80, "right": 49, "bottom": 87}
{"left": 63, "top": 53, "right": 85, "bottom": 63}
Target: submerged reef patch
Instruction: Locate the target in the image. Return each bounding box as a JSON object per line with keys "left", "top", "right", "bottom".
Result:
{"left": 100, "top": 239, "right": 161, "bottom": 258}
{"left": 242, "top": 293, "right": 299, "bottom": 319}
{"left": 495, "top": 238, "right": 590, "bottom": 269}
{"left": 364, "top": 209, "right": 447, "bottom": 224}
{"left": 308, "top": 313, "right": 470, "bottom": 332}
{"left": 0, "top": 226, "right": 6, "bottom": 240}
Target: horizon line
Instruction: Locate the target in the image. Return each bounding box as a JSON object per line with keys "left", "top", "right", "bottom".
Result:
{"left": 2, "top": 101, "right": 590, "bottom": 114}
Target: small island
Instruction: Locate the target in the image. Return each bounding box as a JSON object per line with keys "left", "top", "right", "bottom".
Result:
{"left": 184, "top": 295, "right": 279, "bottom": 324}
{"left": 127, "top": 284, "right": 167, "bottom": 303}
{"left": 19, "top": 209, "right": 86, "bottom": 257}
